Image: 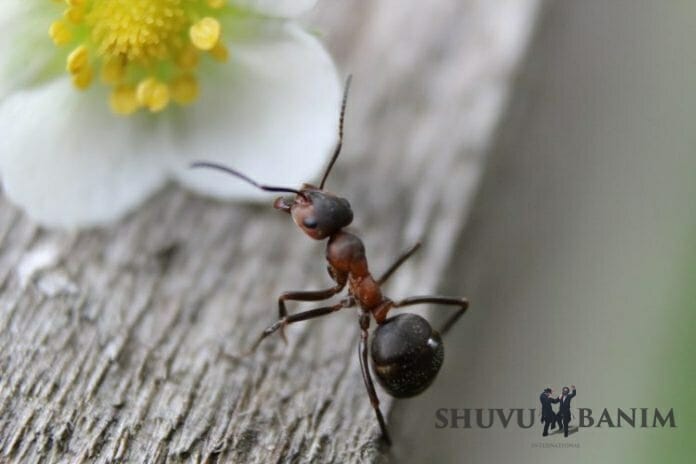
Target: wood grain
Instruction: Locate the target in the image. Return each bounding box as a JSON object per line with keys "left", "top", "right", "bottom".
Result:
{"left": 0, "top": 1, "right": 540, "bottom": 461}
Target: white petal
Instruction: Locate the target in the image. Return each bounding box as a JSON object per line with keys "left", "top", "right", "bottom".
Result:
{"left": 0, "top": 79, "right": 171, "bottom": 229}
{"left": 0, "top": 1, "right": 62, "bottom": 100}
{"left": 172, "top": 21, "right": 341, "bottom": 200}
{"left": 230, "top": 0, "right": 317, "bottom": 18}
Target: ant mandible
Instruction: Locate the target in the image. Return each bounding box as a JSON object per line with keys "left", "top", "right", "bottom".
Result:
{"left": 192, "top": 76, "right": 469, "bottom": 446}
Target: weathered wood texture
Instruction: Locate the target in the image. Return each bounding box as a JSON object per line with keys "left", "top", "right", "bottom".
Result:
{"left": 0, "top": 1, "right": 539, "bottom": 462}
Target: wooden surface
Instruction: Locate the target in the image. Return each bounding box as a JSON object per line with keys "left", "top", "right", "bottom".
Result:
{"left": 0, "top": 1, "right": 540, "bottom": 462}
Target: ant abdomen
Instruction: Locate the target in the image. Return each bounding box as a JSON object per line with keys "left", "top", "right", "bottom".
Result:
{"left": 370, "top": 313, "right": 444, "bottom": 398}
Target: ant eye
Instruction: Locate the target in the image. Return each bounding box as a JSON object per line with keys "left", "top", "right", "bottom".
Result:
{"left": 303, "top": 217, "right": 318, "bottom": 229}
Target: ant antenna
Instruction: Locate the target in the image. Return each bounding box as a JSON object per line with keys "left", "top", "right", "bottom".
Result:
{"left": 319, "top": 75, "right": 352, "bottom": 190}
{"left": 190, "top": 161, "right": 305, "bottom": 197}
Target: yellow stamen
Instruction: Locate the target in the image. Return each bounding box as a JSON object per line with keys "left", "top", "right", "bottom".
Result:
{"left": 72, "top": 67, "right": 93, "bottom": 90}
{"left": 136, "top": 78, "right": 170, "bottom": 112}
{"left": 49, "top": 21, "right": 72, "bottom": 46}
{"left": 66, "top": 45, "right": 89, "bottom": 74}
{"left": 190, "top": 17, "right": 221, "bottom": 51}
{"left": 176, "top": 45, "right": 200, "bottom": 71}
{"left": 100, "top": 58, "right": 125, "bottom": 85}
{"left": 64, "top": 6, "right": 85, "bottom": 24}
{"left": 110, "top": 85, "right": 140, "bottom": 115}
{"left": 209, "top": 41, "right": 229, "bottom": 62}
{"left": 171, "top": 75, "right": 199, "bottom": 105}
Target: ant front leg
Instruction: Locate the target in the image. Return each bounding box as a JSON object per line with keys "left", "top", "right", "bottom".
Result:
{"left": 390, "top": 296, "right": 469, "bottom": 336}
{"left": 246, "top": 297, "right": 354, "bottom": 354}
{"left": 358, "top": 313, "right": 392, "bottom": 446}
{"left": 276, "top": 280, "right": 346, "bottom": 342}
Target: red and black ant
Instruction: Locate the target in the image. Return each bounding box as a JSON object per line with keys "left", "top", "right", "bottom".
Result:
{"left": 192, "top": 77, "right": 469, "bottom": 445}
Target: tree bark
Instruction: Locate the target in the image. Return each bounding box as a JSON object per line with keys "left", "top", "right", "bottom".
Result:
{"left": 0, "top": 1, "right": 540, "bottom": 462}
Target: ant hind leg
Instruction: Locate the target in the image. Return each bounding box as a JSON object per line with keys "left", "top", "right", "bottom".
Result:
{"left": 392, "top": 296, "right": 469, "bottom": 336}
{"left": 358, "top": 313, "right": 392, "bottom": 446}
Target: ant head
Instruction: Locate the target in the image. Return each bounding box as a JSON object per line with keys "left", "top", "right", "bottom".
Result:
{"left": 273, "top": 185, "right": 353, "bottom": 240}
{"left": 191, "top": 76, "right": 354, "bottom": 240}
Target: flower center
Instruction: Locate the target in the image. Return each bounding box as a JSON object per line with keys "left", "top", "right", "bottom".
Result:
{"left": 49, "top": 0, "right": 229, "bottom": 115}
{"left": 89, "top": 1, "right": 188, "bottom": 62}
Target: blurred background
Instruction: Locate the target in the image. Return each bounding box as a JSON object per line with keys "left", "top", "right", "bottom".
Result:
{"left": 390, "top": 1, "right": 696, "bottom": 462}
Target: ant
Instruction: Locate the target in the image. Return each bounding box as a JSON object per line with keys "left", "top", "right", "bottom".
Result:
{"left": 191, "top": 77, "right": 469, "bottom": 445}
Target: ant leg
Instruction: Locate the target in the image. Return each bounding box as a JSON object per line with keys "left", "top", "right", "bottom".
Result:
{"left": 358, "top": 313, "right": 392, "bottom": 446}
{"left": 278, "top": 285, "right": 345, "bottom": 317}
{"left": 376, "top": 242, "right": 422, "bottom": 285}
{"left": 392, "top": 296, "right": 469, "bottom": 336}
{"left": 247, "top": 298, "right": 353, "bottom": 354}
{"left": 277, "top": 283, "right": 345, "bottom": 342}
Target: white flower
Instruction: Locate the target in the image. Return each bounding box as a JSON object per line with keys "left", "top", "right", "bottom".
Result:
{"left": 0, "top": 0, "right": 341, "bottom": 228}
